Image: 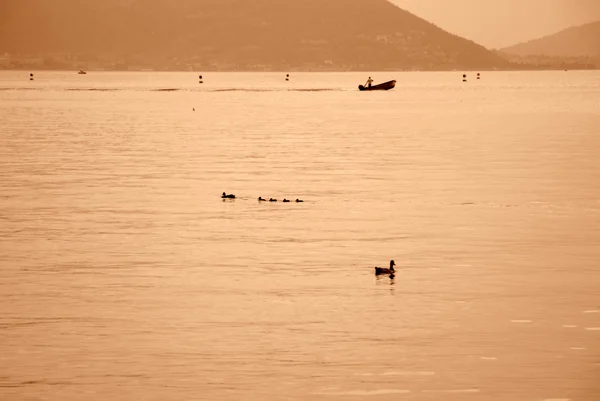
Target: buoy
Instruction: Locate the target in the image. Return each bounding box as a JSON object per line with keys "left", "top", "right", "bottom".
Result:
{"left": 286, "top": 73, "right": 289, "bottom": 82}
{"left": 477, "top": 73, "right": 481, "bottom": 80}
{"left": 199, "top": 74, "right": 203, "bottom": 84}
{"left": 462, "top": 73, "right": 467, "bottom": 82}
{"left": 29, "top": 73, "right": 34, "bottom": 81}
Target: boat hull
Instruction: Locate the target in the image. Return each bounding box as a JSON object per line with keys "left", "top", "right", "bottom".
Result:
{"left": 359, "top": 80, "right": 396, "bottom": 91}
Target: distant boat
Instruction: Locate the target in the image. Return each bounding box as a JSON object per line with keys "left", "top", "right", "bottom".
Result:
{"left": 358, "top": 80, "right": 396, "bottom": 91}
{"left": 78, "top": 70, "right": 87, "bottom": 75}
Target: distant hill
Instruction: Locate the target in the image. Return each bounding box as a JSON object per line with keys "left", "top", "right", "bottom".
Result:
{"left": 502, "top": 21, "right": 600, "bottom": 58}
{"left": 0, "top": 0, "right": 508, "bottom": 71}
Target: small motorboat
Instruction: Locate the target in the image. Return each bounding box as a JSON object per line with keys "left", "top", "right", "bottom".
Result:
{"left": 359, "top": 80, "right": 396, "bottom": 91}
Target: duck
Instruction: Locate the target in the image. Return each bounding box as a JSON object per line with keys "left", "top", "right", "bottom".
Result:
{"left": 375, "top": 260, "right": 395, "bottom": 276}
{"left": 258, "top": 197, "right": 267, "bottom": 201}
{"left": 283, "top": 199, "right": 291, "bottom": 203}
{"left": 295, "top": 199, "right": 304, "bottom": 203}
{"left": 269, "top": 198, "right": 278, "bottom": 202}
{"left": 222, "top": 192, "right": 236, "bottom": 199}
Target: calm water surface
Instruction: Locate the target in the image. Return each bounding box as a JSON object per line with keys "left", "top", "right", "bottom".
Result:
{"left": 1, "top": 71, "right": 599, "bottom": 401}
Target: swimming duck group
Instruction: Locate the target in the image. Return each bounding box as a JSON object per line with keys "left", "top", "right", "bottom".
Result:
{"left": 224, "top": 192, "right": 395, "bottom": 280}
{"left": 222, "top": 192, "right": 304, "bottom": 203}
{"left": 258, "top": 197, "right": 303, "bottom": 203}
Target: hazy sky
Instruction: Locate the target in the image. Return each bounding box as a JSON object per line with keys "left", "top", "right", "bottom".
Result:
{"left": 391, "top": 0, "right": 600, "bottom": 48}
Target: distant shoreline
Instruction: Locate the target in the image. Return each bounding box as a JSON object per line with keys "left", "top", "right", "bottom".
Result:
{"left": 1, "top": 66, "right": 598, "bottom": 73}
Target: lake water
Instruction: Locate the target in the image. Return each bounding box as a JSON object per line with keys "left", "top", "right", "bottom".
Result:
{"left": 1, "top": 71, "right": 599, "bottom": 401}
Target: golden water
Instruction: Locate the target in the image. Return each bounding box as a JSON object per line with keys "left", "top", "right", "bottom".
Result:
{"left": 1, "top": 71, "right": 599, "bottom": 401}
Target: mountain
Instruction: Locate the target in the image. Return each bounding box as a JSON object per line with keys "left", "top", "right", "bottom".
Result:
{"left": 502, "top": 21, "right": 600, "bottom": 58}
{"left": 0, "top": 0, "right": 508, "bottom": 71}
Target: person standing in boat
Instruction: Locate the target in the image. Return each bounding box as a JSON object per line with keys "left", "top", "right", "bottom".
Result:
{"left": 365, "top": 76, "right": 374, "bottom": 88}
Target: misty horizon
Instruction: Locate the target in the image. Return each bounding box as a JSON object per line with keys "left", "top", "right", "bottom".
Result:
{"left": 391, "top": 0, "right": 600, "bottom": 48}
{"left": 1, "top": 0, "right": 598, "bottom": 72}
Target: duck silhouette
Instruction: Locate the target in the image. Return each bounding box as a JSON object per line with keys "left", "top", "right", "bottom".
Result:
{"left": 269, "top": 198, "right": 278, "bottom": 202}
{"left": 222, "top": 192, "right": 236, "bottom": 199}
{"left": 258, "top": 197, "right": 266, "bottom": 201}
{"left": 283, "top": 199, "right": 291, "bottom": 203}
{"left": 295, "top": 199, "right": 304, "bottom": 203}
{"left": 375, "top": 260, "right": 395, "bottom": 276}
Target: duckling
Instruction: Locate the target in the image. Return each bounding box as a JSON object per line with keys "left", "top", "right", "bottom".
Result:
{"left": 222, "top": 192, "right": 236, "bottom": 199}
{"left": 269, "top": 198, "right": 277, "bottom": 202}
{"left": 375, "top": 260, "right": 396, "bottom": 276}
{"left": 283, "top": 199, "right": 291, "bottom": 203}
{"left": 295, "top": 199, "right": 304, "bottom": 203}
{"left": 258, "top": 197, "right": 266, "bottom": 201}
